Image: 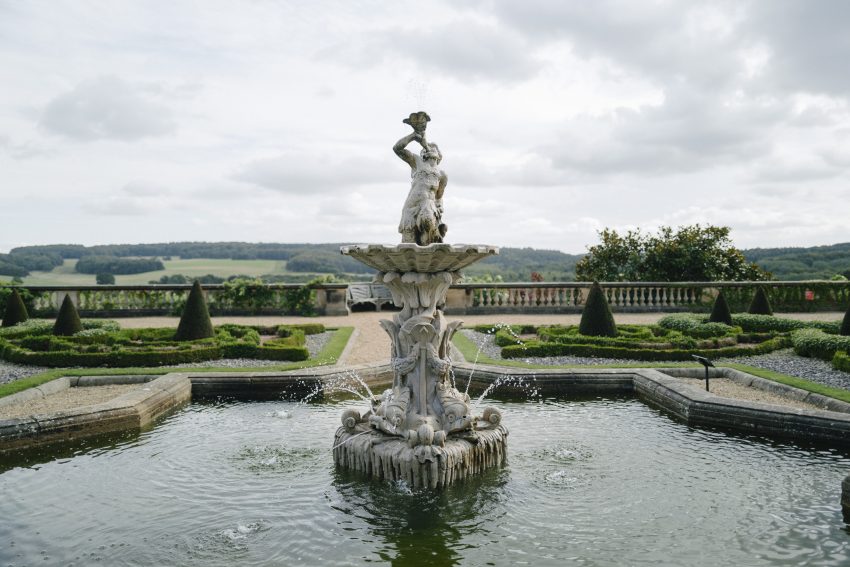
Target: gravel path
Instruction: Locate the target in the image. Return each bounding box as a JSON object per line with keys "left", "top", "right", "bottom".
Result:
{"left": 0, "top": 360, "right": 48, "bottom": 386}
{"left": 460, "top": 330, "right": 850, "bottom": 392}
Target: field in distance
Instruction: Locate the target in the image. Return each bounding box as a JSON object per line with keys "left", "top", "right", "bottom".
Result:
{"left": 19, "top": 258, "right": 335, "bottom": 286}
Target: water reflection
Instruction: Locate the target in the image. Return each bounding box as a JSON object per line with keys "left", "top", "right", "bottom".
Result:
{"left": 331, "top": 467, "right": 509, "bottom": 566}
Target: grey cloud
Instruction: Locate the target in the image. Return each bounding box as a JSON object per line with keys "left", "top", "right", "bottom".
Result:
{"left": 319, "top": 19, "right": 539, "bottom": 82}
{"left": 235, "top": 153, "right": 397, "bottom": 193}
{"left": 747, "top": 1, "right": 850, "bottom": 95}
{"left": 547, "top": 86, "right": 778, "bottom": 176}
{"left": 40, "top": 76, "right": 176, "bottom": 141}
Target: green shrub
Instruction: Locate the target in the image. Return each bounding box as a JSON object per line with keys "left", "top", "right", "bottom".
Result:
{"left": 175, "top": 281, "right": 214, "bottom": 341}
{"left": 53, "top": 294, "right": 82, "bottom": 336}
{"left": 96, "top": 273, "right": 115, "bottom": 285}
{"left": 2, "top": 289, "right": 29, "bottom": 327}
{"left": 279, "top": 323, "right": 325, "bottom": 336}
{"left": 501, "top": 337, "right": 787, "bottom": 361}
{"left": 841, "top": 304, "right": 850, "bottom": 336}
{"left": 833, "top": 351, "right": 850, "bottom": 373}
{"left": 708, "top": 290, "right": 732, "bottom": 325}
{"left": 657, "top": 313, "right": 704, "bottom": 332}
{"left": 255, "top": 345, "right": 309, "bottom": 361}
{"left": 578, "top": 282, "right": 617, "bottom": 337}
{"left": 791, "top": 328, "right": 850, "bottom": 360}
{"left": 266, "top": 329, "right": 306, "bottom": 347}
{"left": 748, "top": 286, "right": 773, "bottom": 316}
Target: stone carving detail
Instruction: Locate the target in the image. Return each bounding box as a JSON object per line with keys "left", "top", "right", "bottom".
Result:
{"left": 335, "top": 114, "right": 507, "bottom": 488}
{"left": 394, "top": 112, "right": 448, "bottom": 246}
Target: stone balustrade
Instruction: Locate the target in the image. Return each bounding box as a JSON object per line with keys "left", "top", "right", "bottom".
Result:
{"left": 3, "top": 280, "right": 848, "bottom": 317}
{"left": 444, "top": 281, "right": 850, "bottom": 315}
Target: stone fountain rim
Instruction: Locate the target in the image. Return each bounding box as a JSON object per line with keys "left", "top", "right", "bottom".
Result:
{"left": 340, "top": 243, "right": 500, "bottom": 274}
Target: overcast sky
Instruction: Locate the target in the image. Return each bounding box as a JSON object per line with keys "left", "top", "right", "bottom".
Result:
{"left": 2, "top": 0, "right": 849, "bottom": 254}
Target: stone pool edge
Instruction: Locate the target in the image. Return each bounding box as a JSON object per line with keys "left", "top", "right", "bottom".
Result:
{"left": 1, "top": 363, "right": 849, "bottom": 521}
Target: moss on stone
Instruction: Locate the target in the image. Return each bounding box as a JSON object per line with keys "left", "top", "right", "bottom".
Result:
{"left": 174, "top": 280, "right": 214, "bottom": 341}
{"left": 578, "top": 281, "right": 617, "bottom": 337}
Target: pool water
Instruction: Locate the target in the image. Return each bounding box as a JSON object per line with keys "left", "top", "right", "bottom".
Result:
{"left": 1, "top": 397, "right": 849, "bottom": 566}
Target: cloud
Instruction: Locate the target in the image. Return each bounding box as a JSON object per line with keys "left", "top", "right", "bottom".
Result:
{"left": 40, "top": 76, "right": 177, "bottom": 141}
{"left": 234, "top": 152, "right": 397, "bottom": 193}
{"left": 546, "top": 86, "right": 780, "bottom": 176}
{"left": 319, "top": 18, "right": 539, "bottom": 83}
{"left": 84, "top": 181, "right": 171, "bottom": 216}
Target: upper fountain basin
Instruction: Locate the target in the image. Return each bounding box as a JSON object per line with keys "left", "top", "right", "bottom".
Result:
{"left": 340, "top": 243, "right": 499, "bottom": 273}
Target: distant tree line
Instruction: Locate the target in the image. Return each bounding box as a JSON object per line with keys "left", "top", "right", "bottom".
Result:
{"left": 75, "top": 256, "right": 165, "bottom": 275}
{"left": 5, "top": 237, "right": 850, "bottom": 282}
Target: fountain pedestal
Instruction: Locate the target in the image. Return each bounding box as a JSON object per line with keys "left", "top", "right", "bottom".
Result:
{"left": 333, "top": 244, "right": 508, "bottom": 488}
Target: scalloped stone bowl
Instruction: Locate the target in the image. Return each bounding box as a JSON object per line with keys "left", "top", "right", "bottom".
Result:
{"left": 340, "top": 243, "right": 499, "bottom": 274}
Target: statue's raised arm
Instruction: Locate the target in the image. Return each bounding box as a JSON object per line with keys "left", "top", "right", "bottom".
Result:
{"left": 397, "top": 112, "right": 447, "bottom": 245}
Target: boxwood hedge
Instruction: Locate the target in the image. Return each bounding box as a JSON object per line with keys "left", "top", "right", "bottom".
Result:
{"left": 0, "top": 321, "right": 316, "bottom": 367}
{"left": 790, "top": 328, "right": 850, "bottom": 360}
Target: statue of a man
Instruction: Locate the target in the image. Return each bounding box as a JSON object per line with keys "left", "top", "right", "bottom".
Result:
{"left": 393, "top": 120, "right": 448, "bottom": 246}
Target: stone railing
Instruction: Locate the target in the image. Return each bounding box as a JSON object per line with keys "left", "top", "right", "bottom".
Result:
{"left": 4, "top": 281, "right": 848, "bottom": 318}
{"left": 13, "top": 283, "right": 350, "bottom": 317}
{"left": 443, "top": 281, "right": 850, "bottom": 315}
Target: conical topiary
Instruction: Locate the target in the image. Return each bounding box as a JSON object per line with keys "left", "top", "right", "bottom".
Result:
{"left": 53, "top": 294, "right": 82, "bottom": 336}
{"left": 2, "top": 288, "right": 29, "bottom": 327}
{"left": 708, "top": 290, "right": 733, "bottom": 325}
{"left": 174, "top": 280, "right": 214, "bottom": 341}
{"left": 579, "top": 281, "right": 617, "bottom": 337}
{"left": 840, "top": 303, "right": 850, "bottom": 336}
{"left": 748, "top": 286, "right": 773, "bottom": 316}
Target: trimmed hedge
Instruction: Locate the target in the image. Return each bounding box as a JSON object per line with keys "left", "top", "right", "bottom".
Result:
{"left": 579, "top": 282, "right": 617, "bottom": 337}
{"left": 501, "top": 336, "right": 788, "bottom": 361}
{"left": 53, "top": 295, "right": 82, "bottom": 336}
{"left": 175, "top": 281, "right": 214, "bottom": 341}
{"left": 2, "top": 289, "right": 28, "bottom": 327}
{"left": 791, "top": 328, "right": 850, "bottom": 360}
{"left": 841, "top": 304, "right": 850, "bottom": 336}
{"left": 833, "top": 351, "right": 850, "bottom": 373}
{"left": 708, "top": 290, "right": 732, "bottom": 325}
{"left": 0, "top": 322, "right": 314, "bottom": 367}
{"left": 748, "top": 286, "right": 773, "bottom": 316}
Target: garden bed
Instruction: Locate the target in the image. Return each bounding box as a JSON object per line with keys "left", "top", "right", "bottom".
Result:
{"left": 0, "top": 320, "right": 328, "bottom": 368}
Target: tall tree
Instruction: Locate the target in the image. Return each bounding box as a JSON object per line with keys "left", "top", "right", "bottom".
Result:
{"left": 576, "top": 225, "right": 770, "bottom": 282}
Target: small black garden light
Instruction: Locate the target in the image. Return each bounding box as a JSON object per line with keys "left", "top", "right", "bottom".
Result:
{"left": 691, "top": 355, "right": 715, "bottom": 392}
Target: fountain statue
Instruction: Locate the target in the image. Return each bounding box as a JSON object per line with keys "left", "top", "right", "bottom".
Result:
{"left": 335, "top": 112, "right": 508, "bottom": 488}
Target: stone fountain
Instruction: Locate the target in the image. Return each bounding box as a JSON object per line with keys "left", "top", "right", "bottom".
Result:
{"left": 333, "top": 112, "right": 508, "bottom": 488}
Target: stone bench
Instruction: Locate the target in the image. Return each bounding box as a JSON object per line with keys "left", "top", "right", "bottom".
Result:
{"left": 346, "top": 283, "right": 395, "bottom": 311}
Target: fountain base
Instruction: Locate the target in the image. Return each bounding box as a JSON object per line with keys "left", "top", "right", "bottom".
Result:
{"left": 333, "top": 425, "right": 508, "bottom": 489}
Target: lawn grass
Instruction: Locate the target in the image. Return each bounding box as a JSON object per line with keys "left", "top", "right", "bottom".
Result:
{"left": 21, "top": 258, "right": 288, "bottom": 286}
{"left": 453, "top": 331, "right": 850, "bottom": 402}
{"left": 0, "top": 326, "right": 354, "bottom": 399}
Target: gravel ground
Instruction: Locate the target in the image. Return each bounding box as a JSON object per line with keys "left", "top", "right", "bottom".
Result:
{"left": 0, "top": 360, "right": 48, "bottom": 386}
{"left": 460, "top": 330, "right": 850, "bottom": 392}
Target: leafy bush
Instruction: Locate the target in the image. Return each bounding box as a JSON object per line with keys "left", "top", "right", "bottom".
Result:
{"left": 2, "top": 289, "right": 29, "bottom": 327}
{"left": 53, "top": 295, "right": 82, "bottom": 336}
{"left": 175, "top": 281, "right": 215, "bottom": 341}
{"left": 748, "top": 286, "right": 773, "bottom": 316}
{"left": 96, "top": 273, "right": 116, "bottom": 285}
{"left": 791, "top": 328, "right": 850, "bottom": 360}
{"left": 708, "top": 290, "right": 732, "bottom": 325}
{"left": 578, "top": 282, "right": 616, "bottom": 337}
